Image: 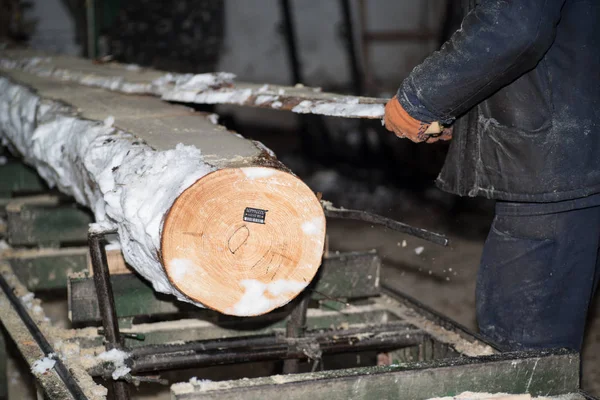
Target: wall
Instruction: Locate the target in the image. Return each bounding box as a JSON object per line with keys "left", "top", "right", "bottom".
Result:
{"left": 214, "top": 0, "right": 446, "bottom": 126}
{"left": 26, "top": 0, "right": 81, "bottom": 55}
{"left": 217, "top": 0, "right": 446, "bottom": 92}
{"left": 24, "top": 0, "right": 446, "bottom": 91}
{"left": 23, "top": 0, "right": 447, "bottom": 127}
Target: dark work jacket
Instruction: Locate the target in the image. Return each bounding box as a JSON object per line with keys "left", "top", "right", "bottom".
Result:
{"left": 398, "top": 0, "right": 600, "bottom": 202}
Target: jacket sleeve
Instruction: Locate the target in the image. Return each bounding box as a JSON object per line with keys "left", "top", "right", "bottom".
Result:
{"left": 398, "top": 0, "right": 566, "bottom": 124}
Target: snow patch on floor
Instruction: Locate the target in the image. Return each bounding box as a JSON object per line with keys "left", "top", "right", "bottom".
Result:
{"left": 97, "top": 348, "right": 131, "bottom": 380}
{"left": 31, "top": 355, "right": 56, "bottom": 374}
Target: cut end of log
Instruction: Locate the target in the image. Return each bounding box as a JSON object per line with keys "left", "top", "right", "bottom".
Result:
{"left": 161, "top": 167, "right": 326, "bottom": 316}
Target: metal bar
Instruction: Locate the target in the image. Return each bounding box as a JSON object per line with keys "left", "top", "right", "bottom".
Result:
{"left": 170, "top": 349, "right": 580, "bottom": 400}
{"left": 85, "top": 0, "right": 96, "bottom": 58}
{"left": 129, "top": 321, "right": 415, "bottom": 358}
{"left": 2, "top": 50, "right": 388, "bottom": 119}
{"left": 6, "top": 198, "right": 93, "bottom": 247}
{"left": 88, "top": 229, "right": 129, "bottom": 400}
{"left": 69, "top": 251, "right": 381, "bottom": 323}
{"left": 358, "top": 0, "right": 372, "bottom": 93}
{"left": 279, "top": 0, "right": 303, "bottom": 84}
{"left": 339, "top": 0, "right": 363, "bottom": 96}
{"left": 126, "top": 328, "right": 425, "bottom": 374}
{"left": 381, "top": 283, "right": 500, "bottom": 352}
{"left": 323, "top": 206, "right": 449, "bottom": 246}
{"left": 0, "top": 272, "right": 88, "bottom": 400}
{"left": 282, "top": 294, "right": 310, "bottom": 373}
{"left": 338, "top": 0, "right": 374, "bottom": 175}
{"left": 0, "top": 327, "right": 7, "bottom": 400}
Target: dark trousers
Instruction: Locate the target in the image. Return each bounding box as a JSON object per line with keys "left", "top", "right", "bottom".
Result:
{"left": 476, "top": 200, "right": 600, "bottom": 352}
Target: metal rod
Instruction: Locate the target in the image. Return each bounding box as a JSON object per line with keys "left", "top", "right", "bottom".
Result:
{"left": 282, "top": 294, "right": 310, "bottom": 373}
{"left": 339, "top": 0, "right": 373, "bottom": 176}
{"left": 339, "top": 0, "right": 363, "bottom": 96}
{"left": 85, "top": 0, "right": 96, "bottom": 58}
{"left": 88, "top": 230, "right": 129, "bottom": 400}
{"left": 127, "top": 329, "right": 425, "bottom": 374}
{"left": 323, "top": 206, "right": 449, "bottom": 246}
{"left": 358, "top": 0, "right": 371, "bottom": 92}
{"left": 129, "top": 321, "right": 415, "bottom": 358}
{"left": 0, "top": 273, "right": 89, "bottom": 400}
{"left": 279, "top": 0, "right": 303, "bottom": 84}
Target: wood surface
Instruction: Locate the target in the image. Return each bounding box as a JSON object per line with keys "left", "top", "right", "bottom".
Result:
{"left": 162, "top": 167, "right": 325, "bottom": 315}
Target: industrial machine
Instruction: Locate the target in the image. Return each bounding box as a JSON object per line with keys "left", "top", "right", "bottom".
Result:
{"left": 0, "top": 159, "right": 586, "bottom": 399}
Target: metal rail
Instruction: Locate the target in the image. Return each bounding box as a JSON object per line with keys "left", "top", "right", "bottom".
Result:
{"left": 323, "top": 205, "right": 449, "bottom": 246}
{"left": 0, "top": 272, "right": 88, "bottom": 400}
{"left": 102, "top": 324, "right": 425, "bottom": 375}
{"left": 282, "top": 294, "right": 310, "bottom": 373}
{"left": 88, "top": 229, "right": 130, "bottom": 400}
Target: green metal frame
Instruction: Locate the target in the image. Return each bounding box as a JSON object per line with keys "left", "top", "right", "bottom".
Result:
{"left": 171, "top": 349, "right": 581, "bottom": 400}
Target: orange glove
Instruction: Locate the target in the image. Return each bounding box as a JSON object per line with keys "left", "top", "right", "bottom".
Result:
{"left": 384, "top": 96, "right": 452, "bottom": 143}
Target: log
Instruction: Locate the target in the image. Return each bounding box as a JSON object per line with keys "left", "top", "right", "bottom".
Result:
{"left": 0, "top": 49, "right": 386, "bottom": 119}
{"left": 0, "top": 67, "right": 326, "bottom": 316}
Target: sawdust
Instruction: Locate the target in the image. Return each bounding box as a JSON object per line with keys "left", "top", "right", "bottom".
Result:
{"left": 0, "top": 264, "right": 108, "bottom": 399}
{"left": 378, "top": 295, "right": 495, "bottom": 357}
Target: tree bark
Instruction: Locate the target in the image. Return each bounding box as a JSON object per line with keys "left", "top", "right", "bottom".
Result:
{"left": 0, "top": 66, "right": 325, "bottom": 316}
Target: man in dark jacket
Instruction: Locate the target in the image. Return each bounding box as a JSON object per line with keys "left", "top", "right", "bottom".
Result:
{"left": 384, "top": 0, "right": 600, "bottom": 352}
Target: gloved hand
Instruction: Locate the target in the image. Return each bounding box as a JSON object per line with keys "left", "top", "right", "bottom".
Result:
{"left": 384, "top": 96, "right": 452, "bottom": 143}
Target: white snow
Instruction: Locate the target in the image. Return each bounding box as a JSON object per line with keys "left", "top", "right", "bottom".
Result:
{"left": 267, "top": 279, "right": 306, "bottom": 296}
{"left": 125, "top": 64, "right": 141, "bottom": 72}
{"left": 292, "top": 100, "right": 384, "bottom": 118}
{"left": 104, "top": 115, "right": 114, "bottom": 127}
{"left": 302, "top": 217, "right": 324, "bottom": 235}
{"left": 172, "top": 377, "right": 214, "bottom": 394}
{"left": 88, "top": 220, "right": 117, "bottom": 233}
{"left": 97, "top": 348, "right": 131, "bottom": 380}
{"left": 169, "top": 258, "right": 195, "bottom": 282}
{"left": 0, "top": 54, "right": 384, "bottom": 118}
{"left": 173, "top": 72, "right": 235, "bottom": 91}
{"left": 20, "top": 292, "right": 35, "bottom": 306}
{"left": 207, "top": 113, "right": 219, "bottom": 124}
{"left": 105, "top": 241, "right": 121, "bottom": 251}
{"left": 426, "top": 393, "right": 531, "bottom": 400}
{"left": 254, "top": 95, "right": 279, "bottom": 105}
{"left": 0, "top": 240, "right": 9, "bottom": 251}
{"left": 271, "top": 101, "right": 283, "bottom": 109}
{"left": 291, "top": 100, "right": 313, "bottom": 113}
{"left": 228, "top": 279, "right": 308, "bottom": 316}
{"left": 0, "top": 155, "right": 7, "bottom": 165}
{"left": 415, "top": 246, "right": 425, "bottom": 255}
{"left": 165, "top": 88, "right": 253, "bottom": 105}
{"left": 0, "top": 76, "right": 216, "bottom": 307}
{"left": 31, "top": 356, "right": 56, "bottom": 374}
{"left": 243, "top": 167, "right": 275, "bottom": 179}
{"left": 291, "top": 98, "right": 384, "bottom": 118}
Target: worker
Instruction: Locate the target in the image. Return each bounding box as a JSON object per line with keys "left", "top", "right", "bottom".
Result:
{"left": 384, "top": 0, "right": 600, "bottom": 353}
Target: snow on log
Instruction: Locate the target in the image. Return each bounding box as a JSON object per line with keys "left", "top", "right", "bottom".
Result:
{"left": 0, "top": 49, "right": 386, "bottom": 119}
{"left": 0, "top": 67, "right": 326, "bottom": 316}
